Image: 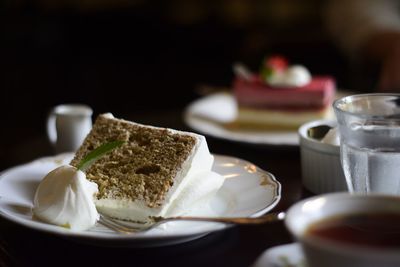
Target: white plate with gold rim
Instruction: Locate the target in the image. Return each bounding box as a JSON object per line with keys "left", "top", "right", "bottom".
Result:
{"left": 0, "top": 153, "right": 281, "bottom": 247}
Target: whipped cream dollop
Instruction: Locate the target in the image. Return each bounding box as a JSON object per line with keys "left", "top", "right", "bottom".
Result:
{"left": 33, "top": 165, "right": 99, "bottom": 231}
{"left": 321, "top": 127, "right": 340, "bottom": 146}
{"left": 268, "top": 65, "right": 311, "bottom": 87}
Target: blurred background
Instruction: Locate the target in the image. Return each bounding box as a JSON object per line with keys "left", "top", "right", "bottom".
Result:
{"left": 1, "top": 0, "right": 362, "bottom": 169}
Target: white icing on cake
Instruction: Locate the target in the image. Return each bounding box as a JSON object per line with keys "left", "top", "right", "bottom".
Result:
{"left": 268, "top": 65, "right": 311, "bottom": 87}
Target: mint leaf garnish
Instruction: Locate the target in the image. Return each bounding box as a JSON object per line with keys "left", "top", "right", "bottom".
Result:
{"left": 77, "top": 140, "right": 125, "bottom": 172}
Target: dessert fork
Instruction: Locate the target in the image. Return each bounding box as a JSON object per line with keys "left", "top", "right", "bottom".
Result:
{"left": 98, "top": 212, "right": 286, "bottom": 234}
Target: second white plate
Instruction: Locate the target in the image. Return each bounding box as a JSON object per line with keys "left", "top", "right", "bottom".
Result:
{"left": 184, "top": 93, "right": 299, "bottom": 146}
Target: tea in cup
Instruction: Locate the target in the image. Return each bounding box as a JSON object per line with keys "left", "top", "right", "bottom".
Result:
{"left": 285, "top": 193, "right": 400, "bottom": 267}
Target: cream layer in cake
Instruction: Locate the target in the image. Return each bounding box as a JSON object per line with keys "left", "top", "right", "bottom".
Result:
{"left": 232, "top": 106, "right": 333, "bottom": 130}
{"left": 70, "top": 113, "right": 224, "bottom": 222}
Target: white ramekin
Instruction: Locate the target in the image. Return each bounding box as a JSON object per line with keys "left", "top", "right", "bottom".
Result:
{"left": 298, "top": 119, "right": 347, "bottom": 194}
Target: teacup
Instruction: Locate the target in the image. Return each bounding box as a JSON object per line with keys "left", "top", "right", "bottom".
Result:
{"left": 47, "top": 104, "right": 93, "bottom": 153}
{"left": 285, "top": 193, "right": 400, "bottom": 267}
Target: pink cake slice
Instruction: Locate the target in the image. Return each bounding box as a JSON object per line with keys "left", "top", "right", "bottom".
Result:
{"left": 233, "top": 75, "right": 336, "bottom": 110}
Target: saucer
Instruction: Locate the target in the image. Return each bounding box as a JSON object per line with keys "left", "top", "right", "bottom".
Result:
{"left": 252, "top": 243, "right": 307, "bottom": 267}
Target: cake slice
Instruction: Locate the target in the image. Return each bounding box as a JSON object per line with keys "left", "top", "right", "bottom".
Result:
{"left": 70, "top": 113, "right": 224, "bottom": 222}
{"left": 230, "top": 57, "right": 336, "bottom": 130}
{"left": 232, "top": 76, "right": 335, "bottom": 129}
{"left": 234, "top": 76, "right": 335, "bottom": 109}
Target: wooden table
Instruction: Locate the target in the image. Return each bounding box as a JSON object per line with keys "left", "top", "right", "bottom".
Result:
{"left": 0, "top": 109, "right": 313, "bottom": 267}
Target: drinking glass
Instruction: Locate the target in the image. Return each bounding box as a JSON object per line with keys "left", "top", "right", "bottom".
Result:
{"left": 333, "top": 94, "right": 400, "bottom": 194}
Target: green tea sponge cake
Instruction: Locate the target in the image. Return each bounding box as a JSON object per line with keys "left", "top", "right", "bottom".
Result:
{"left": 70, "top": 113, "right": 224, "bottom": 222}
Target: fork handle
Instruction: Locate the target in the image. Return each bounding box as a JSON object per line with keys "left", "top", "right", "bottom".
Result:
{"left": 168, "top": 211, "right": 285, "bottom": 225}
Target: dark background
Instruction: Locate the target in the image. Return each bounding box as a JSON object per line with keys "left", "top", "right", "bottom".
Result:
{"left": 1, "top": 0, "right": 365, "bottom": 170}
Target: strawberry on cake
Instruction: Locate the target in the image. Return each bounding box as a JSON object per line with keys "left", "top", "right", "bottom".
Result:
{"left": 232, "top": 56, "right": 336, "bottom": 130}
